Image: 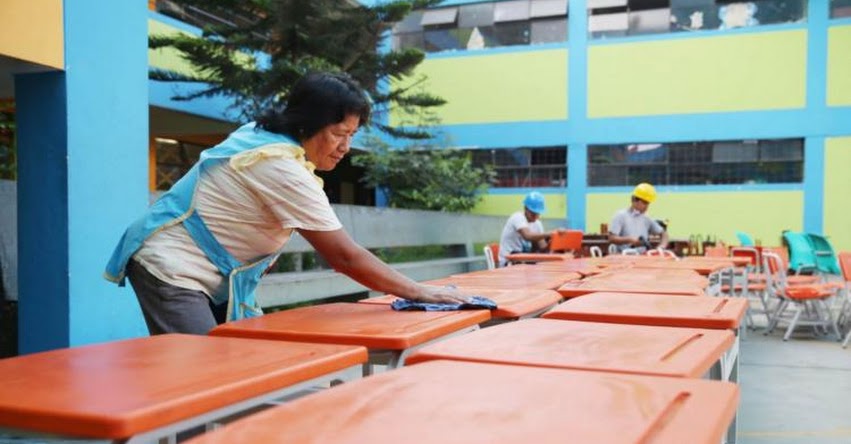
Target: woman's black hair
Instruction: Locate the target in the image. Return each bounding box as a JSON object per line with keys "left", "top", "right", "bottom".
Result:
{"left": 256, "top": 72, "right": 371, "bottom": 142}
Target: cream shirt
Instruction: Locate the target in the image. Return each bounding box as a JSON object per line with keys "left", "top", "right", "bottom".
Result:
{"left": 134, "top": 147, "right": 341, "bottom": 303}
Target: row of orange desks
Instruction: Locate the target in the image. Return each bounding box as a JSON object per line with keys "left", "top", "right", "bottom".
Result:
{"left": 0, "top": 334, "right": 366, "bottom": 443}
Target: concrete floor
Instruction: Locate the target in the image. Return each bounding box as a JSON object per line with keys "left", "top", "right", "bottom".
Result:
{"left": 738, "top": 319, "right": 851, "bottom": 444}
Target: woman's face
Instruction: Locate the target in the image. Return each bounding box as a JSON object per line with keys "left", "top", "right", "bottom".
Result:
{"left": 302, "top": 114, "right": 360, "bottom": 171}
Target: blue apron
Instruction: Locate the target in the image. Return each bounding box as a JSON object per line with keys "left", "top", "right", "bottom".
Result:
{"left": 105, "top": 123, "right": 305, "bottom": 322}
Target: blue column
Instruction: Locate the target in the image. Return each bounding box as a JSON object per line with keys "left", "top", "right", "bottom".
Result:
{"left": 802, "top": 1, "right": 829, "bottom": 234}
{"left": 567, "top": 0, "right": 588, "bottom": 230}
{"left": 16, "top": 0, "right": 149, "bottom": 353}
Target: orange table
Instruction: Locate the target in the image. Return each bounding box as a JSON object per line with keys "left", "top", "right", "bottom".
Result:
{"left": 359, "top": 288, "right": 562, "bottom": 322}
{"left": 210, "top": 302, "right": 490, "bottom": 374}
{"left": 407, "top": 319, "right": 734, "bottom": 379}
{"left": 505, "top": 252, "right": 573, "bottom": 264}
{"left": 425, "top": 271, "right": 580, "bottom": 291}
{"left": 185, "top": 360, "right": 739, "bottom": 444}
{"left": 543, "top": 292, "right": 747, "bottom": 330}
{"left": 0, "top": 334, "right": 366, "bottom": 443}
{"left": 557, "top": 278, "right": 705, "bottom": 298}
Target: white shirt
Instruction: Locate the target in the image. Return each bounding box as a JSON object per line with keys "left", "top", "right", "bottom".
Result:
{"left": 498, "top": 211, "right": 543, "bottom": 266}
{"left": 134, "top": 148, "right": 341, "bottom": 303}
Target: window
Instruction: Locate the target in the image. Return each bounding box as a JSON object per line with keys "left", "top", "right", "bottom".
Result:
{"left": 392, "top": 1, "right": 569, "bottom": 53}
{"left": 471, "top": 146, "right": 567, "bottom": 188}
{"left": 154, "top": 138, "right": 204, "bottom": 190}
{"left": 588, "top": 138, "right": 804, "bottom": 186}
{"left": 591, "top": 0, "right": 808, "bottom": 38}
{"left": 832, "top": 0, "right": 851, "bottom": 18}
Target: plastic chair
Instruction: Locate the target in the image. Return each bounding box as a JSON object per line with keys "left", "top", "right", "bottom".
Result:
{"left": 589, "top": 246, "right": 603, "bottom": 258}
{"left": 735, "top": 231, "right": 755, "bottom": 247}
{"left": 784, "top": 231, "right": 818, "bottom": 274}
{"left": 483, "top": 243, "right": 499, "bottom": 270}
{"left": 621, "top": 248, "right": 640, "bottom": 256}
{"left": 762, "top": 252, "right": 840, "bottom": 341}
{"left": 607, "top": 244, "right": 619, "bottom": 255}
{"left": 807, "top": 233, "right": 841, "bottom": 275}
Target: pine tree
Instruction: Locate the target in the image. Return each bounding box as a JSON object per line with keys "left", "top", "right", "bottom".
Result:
{"left": 150, "top": 0, "right": 445, "bottom": 139}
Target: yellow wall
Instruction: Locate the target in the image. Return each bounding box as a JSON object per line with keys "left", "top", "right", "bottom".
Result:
{"left": 824, "top": 137, "right": 851, "bottom": 252}
{"left": 588, "top": 31, "right": 806, "bottom": 117}
{"left": 0, "top": 0, "right": 63, "bottom": 69}
{"left": 587, "top": 191, "right": 803, "bottom": 246}
{"left": 472, "top": 193, "right": 566, "bottom": 221}
{"left": 827, "top": 25, "right": 851, "bottom": 107}
{"left": 392, "top": 49, "right": 568, "bottom": 126}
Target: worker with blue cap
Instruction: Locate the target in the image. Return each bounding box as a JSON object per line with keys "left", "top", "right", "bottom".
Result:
{"left": 497, "top": 191, "right": 553, "bottom": 266}
{"left": 608, "top": 182, "right": 668, "bottom": 253}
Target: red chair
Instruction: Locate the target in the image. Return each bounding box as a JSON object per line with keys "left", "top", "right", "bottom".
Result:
{"left": 836, "top": 252, "right": 851, "bottom": 348}
{"left": 549, "top": 230, "right": 583, "bottom": 255}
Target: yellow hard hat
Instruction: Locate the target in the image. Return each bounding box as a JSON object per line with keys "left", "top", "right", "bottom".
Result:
{"left": 632, "top": 182, "right": 657, "bottom": 203}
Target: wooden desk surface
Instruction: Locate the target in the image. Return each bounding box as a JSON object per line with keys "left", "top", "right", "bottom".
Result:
{"left": 0, "top": 334, "right": 366, "bottom": 439}
{"left": 407, "top": 319, "right": 733, "bottom": 379}
{"left": 542, "top": 292, "right": 748, "bottom": 329}
{"left": 359, "top": 288, "right": 562, "bottom": 320}
{"left": 186, "top": 360, "right": 739, "bottom": 444}
{"left": 210, "top": 303, "right": 490, "bottom": 350}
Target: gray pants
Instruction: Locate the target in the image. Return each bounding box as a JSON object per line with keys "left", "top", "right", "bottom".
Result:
{"left": 126, "top": 259, "right": 227, "bottom": 335}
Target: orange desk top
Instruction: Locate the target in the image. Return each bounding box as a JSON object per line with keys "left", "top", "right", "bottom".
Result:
{"left": 532, "top": 259, "right": 608, "bottom": 277}
{"left": 359, "top": 288, "right": 562, "bottom": 320}
{"left": 186, "top": 360, "right": 739, "bottom": 444}
{"left": 590, "top": 268, "right": 708, "bottom": 286}
{"left": 425, "top": 272, "right": 580, "bottom": 291}
{"left": 210, "top": 303, "right": 490, "bottom": 350}
{"left": 0, "top": 334, "right": 366, "bottom": 439}
{"left": 684, "top": 256, "right": 751, "bottom": 267}
{"left": 505, "top": 252, "right": 573, "bottom": 263}
{"left": 407, "top": 319, "right": 734, "bottom": 378}
{"left": 542, "top": 292, "right": 748, "bottom": 330}
{"left": 632, "top": 260, "right": 732, "bottom": 276}
{"left": 557, "top": 278, "right": 705, "bottom": 298}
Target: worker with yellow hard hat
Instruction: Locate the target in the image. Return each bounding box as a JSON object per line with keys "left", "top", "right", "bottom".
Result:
{"left": 607, "top": 183, "right": 668, "bottom": 253}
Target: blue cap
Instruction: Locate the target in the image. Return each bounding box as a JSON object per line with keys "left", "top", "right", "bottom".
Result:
{"left": 523, "top": 191, "right": 546, "bottom": 214}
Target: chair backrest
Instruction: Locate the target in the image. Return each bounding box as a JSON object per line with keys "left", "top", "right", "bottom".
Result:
{"left": 549, "top": 230, "right": 583, "bottom": 253}
{"left": 621, "top": 248, "right": 640, "bottom": 256}
{"left": 761, "top": 246, "right": 790, "bottom": 272}
{"left": 735, "top": 231, "right": 755, "bottom": 247}
{"left": 761, "top": 251, "right": 787, "bottom": 291}
{"left": 730, "top": 246, "right": 760, "bottom": 271}
{"left": 589, "top": 245, "right": 603, "bottom": 257}
{"left": 607, "top": 243, "right": 619, "bottom": 255}
{"left": 783, "top": 231, "right": 817, "bottom": 274}
{"left": 483, "top": 243, "right": 499, "bottom": 270}
{"left": 807, "top": 233, "right": 841, "bottom": 274}
{"left": 838, "top": 252, "right": 851, "bottom": 282}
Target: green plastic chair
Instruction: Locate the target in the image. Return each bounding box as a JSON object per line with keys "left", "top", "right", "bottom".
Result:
{"left": 735, "top": 231, "right": 755, "bottom": 247}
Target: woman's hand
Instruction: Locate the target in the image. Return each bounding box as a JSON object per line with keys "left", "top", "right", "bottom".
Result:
{"left": 410, "top": 284, "right": 473, "bottom": 305}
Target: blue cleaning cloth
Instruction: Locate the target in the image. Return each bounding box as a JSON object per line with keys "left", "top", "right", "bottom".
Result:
{"left": 390, "top": 296, "right": 498, "bottom": 312}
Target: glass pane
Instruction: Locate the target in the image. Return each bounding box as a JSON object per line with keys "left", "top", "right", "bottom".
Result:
{"left": 589, "top": 12, "right": 629, "bottom": 38}
{"left": 751, "top": 0, "right": 807, "bottom": 26}
{"left": 459, "top": 3, "right": 494, "bottom": 28}
{"left": 393, "top": 32, "right": 424, "bottom": 51}
{"left": 833, "top": 0, "right": 851, "bottom": 18}
{"left": 671, "top": 4, "right": 721, "bottom": 31}
{"left": 759, "top": 139, "right": 803, "bottom": 161}
{"left": 493, "top": 21, "right": 532, "bottom": 46}
{"left": 588, "top": 0, "right": 628, "bottom": 8}
{"left": 628, "top": 8, "right": 671, "bottom": 35}
{"left": 423, "top": 28, "right": 466, "bottom": 51}
{"left": 421, "top": 8, "right": 458, "bottom": 26}
{"left": 712, "top": 142, "right": 758, "bottom": 162}
{"left": 531, "top": 18, "right": 568, "bottom": 43}
{"left": 628, "top": 0, "right": 670, "bottom": 12}
{"left": 625, "top": 144, "right": 667, "bottom": 163}
{"left": 494, "top": 0, "right": 531, "bottom": 23}
{"left": 394, "top": 10, "right": 424, "bottom": 33}
{"left": 588, "top": 165, "right": 629, "bottom": 186}
{"left": 530, "top": 0, "right": 568, "bottom": 18}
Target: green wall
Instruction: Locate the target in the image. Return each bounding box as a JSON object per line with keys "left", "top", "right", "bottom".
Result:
{"left": 824, "top": 137, "right": 851, "bottom": 252}
{"left": 588, "top": 30, "right": 807, "bottom": 117}
{"left": 828, "top": 25, "right": 851, "bottom": 106}
{"left": 586, "top": 191, "right": 803, "bottom": 246}
{"left": 392, "top": 49, "right": 568, "bottom": 125}
{"left": 472, "top": 193, "right": 567, "bottom": 221}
